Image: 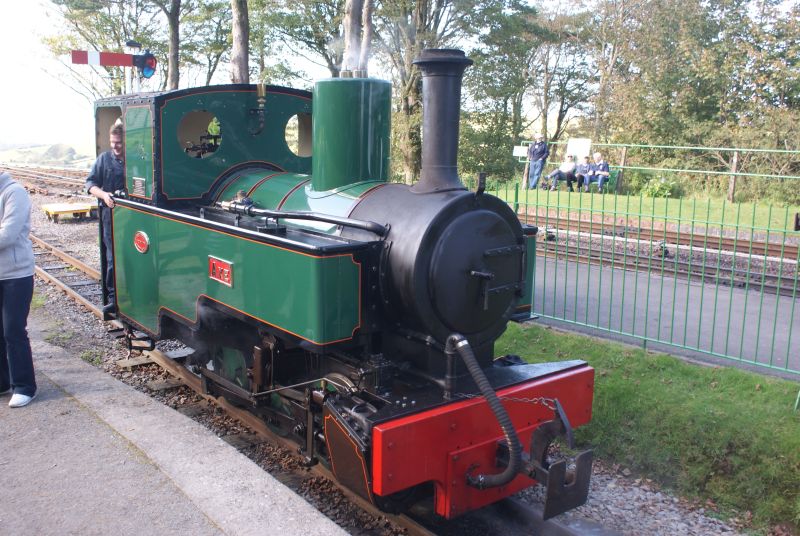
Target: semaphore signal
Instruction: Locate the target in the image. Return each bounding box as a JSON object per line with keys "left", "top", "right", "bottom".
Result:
{"left": 71, "top": 49, "right": 157, "bottom": 79}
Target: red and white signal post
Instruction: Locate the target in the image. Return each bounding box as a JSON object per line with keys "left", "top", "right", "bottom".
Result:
{"left": 71, "top": 50, "right": 157, "bottom": 93}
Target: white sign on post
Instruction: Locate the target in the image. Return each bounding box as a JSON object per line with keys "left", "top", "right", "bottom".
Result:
{"left": 513, "top": 145, "right": 528, "bottom": 158}
{"left": 565, "top": 138, "right": 593, "bottom": 159}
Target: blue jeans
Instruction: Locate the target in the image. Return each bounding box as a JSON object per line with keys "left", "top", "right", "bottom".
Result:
{"left": 528, "top": 159, "right": 545, "bottom": 188}
{"left": 0, "top": 275, "right": 36, "bottom": 397}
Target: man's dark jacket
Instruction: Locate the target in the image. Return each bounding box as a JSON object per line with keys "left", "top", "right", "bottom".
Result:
{"left": 85, "top": 151, "right": 125, "bottom": 196}
{"left": 527, "top": 141, "right": 550, "bottom": 162}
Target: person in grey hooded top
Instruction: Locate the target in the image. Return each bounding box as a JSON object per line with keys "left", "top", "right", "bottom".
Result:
{"left": 0, "top": 170, "right": 37, "bottom": 407}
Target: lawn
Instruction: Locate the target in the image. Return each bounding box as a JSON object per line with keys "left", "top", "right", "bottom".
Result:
{"left": 488, "top": 184, "right": 800, "bottom": 233}
{"left": 496, "top": 321, "right": 800, "bottom": 531}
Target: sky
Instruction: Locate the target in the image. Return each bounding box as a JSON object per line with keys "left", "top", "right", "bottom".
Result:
{"left": 0, "top": 0, "right": 96, "bottom": 152}
{"left": 0, "top": 0, "right": 333, "bottom": 154}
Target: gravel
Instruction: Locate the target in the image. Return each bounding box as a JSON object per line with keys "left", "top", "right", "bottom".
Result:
{"left": 518, "top": 462, "right": 742, "bottom": 535}
{"left": 25, "top": 186, "right": 753, "bottom": 536}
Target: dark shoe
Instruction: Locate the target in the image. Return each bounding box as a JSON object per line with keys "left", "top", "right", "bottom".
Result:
{"left": 0, "top": 387, "right": 11, "bottom": 396}
{"left": 103, "top": 303, "right": 117, "bottom": 315}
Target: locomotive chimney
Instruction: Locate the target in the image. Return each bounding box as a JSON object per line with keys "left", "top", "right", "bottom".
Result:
{"left": 411, "top": 49, "right": 473, "bottom": 194}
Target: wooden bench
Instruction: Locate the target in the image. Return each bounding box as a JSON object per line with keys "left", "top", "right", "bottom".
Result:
{"left": 42, "top": 203, "right": 97, "bottom": 223}
{"left": 584, "top": 168, "right": 620, "bottom": 193}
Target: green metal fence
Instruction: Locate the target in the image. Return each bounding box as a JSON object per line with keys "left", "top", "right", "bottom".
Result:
{"left": 523, "top": 140, "right": 800, "bottom": 205}
{"left": 482, "top": 143, "right": 800, "bottom": 376}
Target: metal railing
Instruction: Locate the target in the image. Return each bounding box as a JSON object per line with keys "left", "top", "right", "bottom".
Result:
{"left": 480, "top": 177, "right": 800, "bottom": 377}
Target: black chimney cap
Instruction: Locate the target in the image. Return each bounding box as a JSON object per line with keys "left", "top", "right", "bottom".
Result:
{"left": 413, "top": 48, "right": 473, "bottom": 68}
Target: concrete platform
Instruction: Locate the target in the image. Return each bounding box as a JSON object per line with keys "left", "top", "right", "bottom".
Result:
{"left": 0, "top": 314, "right": 347, "bottom": 536}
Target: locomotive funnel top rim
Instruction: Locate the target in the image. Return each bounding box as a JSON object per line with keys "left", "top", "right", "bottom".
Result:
{"left": 413, "top": 48, "right": 474, "bottom": 67}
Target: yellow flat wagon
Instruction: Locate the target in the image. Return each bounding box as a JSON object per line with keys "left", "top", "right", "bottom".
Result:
{"left": 42, "top": 203, "right": 97, "bottom": 223}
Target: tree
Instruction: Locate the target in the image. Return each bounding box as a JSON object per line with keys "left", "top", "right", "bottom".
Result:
{"left": 588, "top": 0, "right": 644, "bottom": 140}
{"left": 182, "top": 1, "right": 231, "bottom": 85}
{"left": 460, "top": 1, "right": 549, "bottom": 180}
{"left": 529, "top": 11, "right": 594, "bottom": 145}
{"left": 459, "top": 2, "right": 595, "bottom": 182}
{"left": 265, "top": 0, "right": 346, "bottom": 78}
{"left": 151, "top": 0, "right": 189, "bottom": 90}
{"left": 373, "top": 0, "right": 493, "bottom": 182}
{"left": 230, "top": 0, "right": 250, "bottom": 83}
{"left": 341, "top": 0, "right": 374, "bottom": 72}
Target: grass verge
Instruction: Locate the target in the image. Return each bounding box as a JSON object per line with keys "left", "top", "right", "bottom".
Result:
{"left": 496, "top": 321, "right": 800, "bottom": 532}
{"left": 492, "top": 186, "right": 800, "bottom": 231}
{"left": 30, "top": 291, "right": 46, "bottom": 310}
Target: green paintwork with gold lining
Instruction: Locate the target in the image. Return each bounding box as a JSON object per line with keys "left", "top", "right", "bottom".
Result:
{"left": 159, "top": 88, "right": 312, "bottom": 200}
{"left": 112, "top": 203, "right": 362, "bottom": 345}
{"left": 125, "top": 106, "right": 154, "bottom": 199}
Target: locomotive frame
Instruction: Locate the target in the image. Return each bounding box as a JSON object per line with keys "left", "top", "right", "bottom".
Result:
{"left": 98, "top": 48, "right": 595, "bottom": 520}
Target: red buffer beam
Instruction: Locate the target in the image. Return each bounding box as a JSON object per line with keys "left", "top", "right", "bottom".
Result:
{"left": 71, "top": 50, "right": 134, "bottom": 67}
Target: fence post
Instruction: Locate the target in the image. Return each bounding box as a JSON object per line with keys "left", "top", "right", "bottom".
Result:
{"left": 514, "top": 183, "right": 519, "bottom": 215}
{"left": 616, "top": 146, "right": 628, "bottom": 193}
{"left": 727, "top": 150, "right": 739, "bottom": 202}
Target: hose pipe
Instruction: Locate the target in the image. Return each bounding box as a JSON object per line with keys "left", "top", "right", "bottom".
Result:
{"left": 445, "top": 333, "right": 523, "bottom": 489}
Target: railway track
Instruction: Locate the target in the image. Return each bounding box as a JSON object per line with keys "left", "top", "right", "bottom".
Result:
{"left": 3, "top": 165, "right": 86, "bottom": 194}
{"left": 32, "top": 232, "right": 612, "bottom": 536}
{"left": 524, "top": 214, "right": 799, "bottom": 261}
{"left": 540, "top": 240, "right": 800, "bottom": 298}
{"left": 13, "top": 164, "right": 797, "bottom": 270}
{"left": 31, "top": 233, "right": 104, "bottom": 317}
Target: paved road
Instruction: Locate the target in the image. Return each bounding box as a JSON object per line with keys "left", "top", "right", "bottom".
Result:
{"left": 531, "top": 257, "right": 800, "bottom": 376}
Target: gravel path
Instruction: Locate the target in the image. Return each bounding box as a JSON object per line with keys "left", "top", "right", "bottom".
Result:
{"left": 24, "top": 189, "right": 750, "bottom": 536}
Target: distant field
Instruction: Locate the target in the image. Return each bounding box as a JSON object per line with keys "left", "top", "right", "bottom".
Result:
{"left": 0, "top": 143, "right": 93, "bottom": 169}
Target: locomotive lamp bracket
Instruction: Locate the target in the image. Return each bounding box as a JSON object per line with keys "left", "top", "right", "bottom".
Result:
{"left": 248, "top": 83, "right": 267, "bottom": 136}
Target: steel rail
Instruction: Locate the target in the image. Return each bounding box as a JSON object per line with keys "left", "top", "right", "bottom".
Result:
{"left": 33, "top": 265, "right": 103, "bottom": 319}
{"left": 15, "top": 165, "right": 795, "bottom": 262}
{"left": 31, "top": 235, "right": 104, "bottom": 318}
{"left": 525, "top": 214, "right": 798, "bottom": 261}
{"left": 539, "top": 241, "right": 796, "bottom": 298}
{"left": 3, "top": 165, "right": 85, "bottom": 189}
{"left": 30, "top": 234, "right": 101, "bottom": 279}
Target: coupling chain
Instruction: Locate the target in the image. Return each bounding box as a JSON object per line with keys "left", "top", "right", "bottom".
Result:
{"left": 455, "top": 393, "right": 558, "bottom": 411}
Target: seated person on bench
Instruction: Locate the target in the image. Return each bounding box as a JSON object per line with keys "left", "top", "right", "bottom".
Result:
{"left": 576, "top": 156, "right": 594, "bottom": 192}
{"left": 592, "top": 152, "right": 611, "bottom": 192}
{"left": 547, "top": 155, "right": 577, "bottom": 191}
